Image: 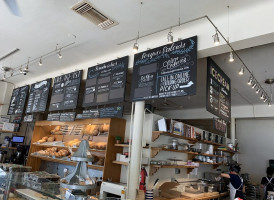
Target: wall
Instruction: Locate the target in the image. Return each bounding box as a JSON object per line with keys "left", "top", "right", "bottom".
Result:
{"left": 0, "top": 81, "right": 14, "bottom": 115}
{"left": 236, "top": 118, "right": 274, "bottom": 184}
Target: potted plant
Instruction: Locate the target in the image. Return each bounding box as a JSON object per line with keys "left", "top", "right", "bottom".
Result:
{"left": 115, "top": 136, "right": 122, "bottom": 144}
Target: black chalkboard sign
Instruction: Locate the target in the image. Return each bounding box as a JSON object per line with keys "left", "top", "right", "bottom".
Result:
{"left": 49, "top": 70, "right": 83, "bottom": 111}
{"left": 206, "top": 57, "right": 231, "bottom": 122}
{"left": 7, "top": 85, "right": 29, "bottom": 115}
{"left": 26, "top": 78, "right": 52, "bottom": 113}
{"left": 76, "top": 109, "right": 100, "bottom": 119}
{"left": 47, "top": 113, "right": 61, "bottom": 121}
{"left": 99, "top": 106, "right": 123, "bottom": 118}
{"left": 60, "top": 112, "right": 76, "bottom": 122}
{"left": 83, "top": 56, "right": 129, "bottom": 107}
{"left": 131, "top": 36, "right": 197, "bottom": 101}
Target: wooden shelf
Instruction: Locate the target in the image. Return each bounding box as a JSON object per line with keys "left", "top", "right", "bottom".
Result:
{"left": 31, "top": 154, "right": 104, "bottom": 171}
{"left": 0, "top": 146, "right": 17, "bottom": 150}
{"left": 150, "top": 164, "right": 197, "bottom": 176}
{"left": 199, "top": 153, "right": 224, "bottom": 158}
{"left": 112, "top": 161, "right": 129, "bottom": 166}
{"left": 114, "top": 144, "right": 129, "bottom": 147}
{"left": 150, "top": 147, "right": 198, "bottom": 158}
{"left": 152, "top": 131, "right": 197, "bottom": 143}
{"left": 200, "top": 140, "right": 223, "bottom": 146}
{"left": 32, "top": 143, "right": 106, "bottom": 153}
{"left": 217, "top": 148, "right": 238, "bottom": 154}
{"left": 0, "top": 130, "right": 19, "bottom": 134}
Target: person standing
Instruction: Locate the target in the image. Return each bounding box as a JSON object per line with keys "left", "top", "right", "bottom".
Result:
{"left": 220, "top": 164, "right": 245, "bottom": 200}
{"left": 261, "top": 167, "right": 274, "bottom": 199}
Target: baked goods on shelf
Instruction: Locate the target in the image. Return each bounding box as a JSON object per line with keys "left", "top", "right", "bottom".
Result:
{"left": 36, "top": 147, "right": 70, "bottom": 158}
{"left": 37, "top": 136, "right": 55, "bottom": 143}
{"left": 64, "top": 139, "right": 81, "bottom": 147}
{"left": 50, "top": 126, "right": 62, "bottom": 135}
{"left": 88, "top": 141, "right": 107, "bottom": 150}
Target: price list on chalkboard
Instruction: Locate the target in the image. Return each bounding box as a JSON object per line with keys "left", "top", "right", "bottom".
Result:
{"left": 131, "top": 36, "right": 197, "bottom": 101}
{"left": 49, "top": 70, "right": 83, "bottom": 111}
{"left": 7, "top": 85, "right": 29, "bottom": 115}
{"left": 83, "top": 56, "right": 129, "bottom": 107}
{"left": 206, "top": 57, "right": 231, "bottom": 122}
{"left": 26, "top": 78, "right": 52, "bottom": 113}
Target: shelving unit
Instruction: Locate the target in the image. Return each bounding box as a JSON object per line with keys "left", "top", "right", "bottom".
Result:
{"left": 150, "top": 164, "right": 197, "bottom": 176}
{"left": 152, "top": 131, "right": 197, "bottom": 143}
{"left": 27, "top": 118, "right": 126, "bottom": 182}
{"left": 150, "top": 147, "right": 198, "bottom": 158}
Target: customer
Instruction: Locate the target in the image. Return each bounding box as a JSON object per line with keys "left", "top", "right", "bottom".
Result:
{"left": 261, "top": 167, "right": 274, "bottom": 199}
{"left": 220, "top": 164, "right": 245, "bottom": 200}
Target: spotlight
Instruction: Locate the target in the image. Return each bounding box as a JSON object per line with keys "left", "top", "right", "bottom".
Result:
{"left": 268, "top": 102, "right": 272, "bottom": 107}
{"left": 20, "top": 65, "right": 29, "bottom": 75}
{"left": 39, "top": 57, "right": 42, "bottom": 66}
{"left": 229, "top": 52, "right": 234, "bottom": 62}
{"left": 238, "top": 67, "right": 244, "bottom": 75}
{"left": 212, "top": 30, "right": 220, "bottom": 46}
{"left": 133, "top": 42, "right": 139, "bottom": 53}
{"left": 252, "top": 82, "right": 257, "bottom": 89}
{"left": 264, "top": 97, "right": 267, "bottom": 102}
{"left": 256, "top": 88, "right": 260, "bottom": 94}
{"left": 260, "top": 93, "right": 264, "bottom": 100}
{"left": 2, "top": 73, "right": 6, "bottom": 80}
{"left": 167, "top": 31, "right": 173, "bottom": 44}
{"left": 58, "top": 49, "right": 62, "bottom": 59}
{"left": 247, "top": 76, "right": 253, "bottom": 85}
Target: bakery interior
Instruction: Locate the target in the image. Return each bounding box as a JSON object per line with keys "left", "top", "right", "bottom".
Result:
{"left": 0, "top": 0, "right": 274, "bottom": 199}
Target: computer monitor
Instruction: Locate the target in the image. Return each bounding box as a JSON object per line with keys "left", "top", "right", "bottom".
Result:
{"left": 12, "top": 136, "right": 25, "bottom": 144}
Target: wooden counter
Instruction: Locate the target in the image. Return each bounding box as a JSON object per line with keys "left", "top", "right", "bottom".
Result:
{"left": 155, "top": 192, "right": 228, "bottom": 200}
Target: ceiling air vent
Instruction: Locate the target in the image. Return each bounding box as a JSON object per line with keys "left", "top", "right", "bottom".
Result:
{"left": 71, "top": 0, "right": 118, "bottom": 30}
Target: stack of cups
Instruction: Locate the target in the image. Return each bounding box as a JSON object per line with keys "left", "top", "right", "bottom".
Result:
{"left": 145, "top": 190, "right": 154, "bottom": 200}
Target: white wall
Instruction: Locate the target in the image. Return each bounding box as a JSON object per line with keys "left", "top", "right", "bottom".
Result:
{"left": 236, "top": 118, "right": 274, "bottom": 184}
{"left": 0, "top": 81, "right": 14, "bottom": 115}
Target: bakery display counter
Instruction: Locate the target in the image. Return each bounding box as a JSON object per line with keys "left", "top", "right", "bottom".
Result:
{"left": 155, "top": 192, "right": 229, "bottom": 200}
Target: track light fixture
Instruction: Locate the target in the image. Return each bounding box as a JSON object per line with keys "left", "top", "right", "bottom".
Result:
{"left": 167, "top": 27, "right": 173, "bottom": 44}
{"left": 238, "top": 67, "right": 244, "bottom": 75}
{"left": 229, "top": 52, "right": 234, "bottom": 62}
{"left": 58, "top": 49, "right": 62, "bottom": 59}
{"left": 252, "top": 82, "right": 257, "bottom": 89}
{"left": 212, "top": 30, "right": 220, "bottom": 46}
{"left": 264, "top": 97, "right": 268, "bottom": 102}
{"left": 133, "top": 41, "right": 139, "bottom": 53}
{"left": 39, "top": 57, "right": 42, "bottom": 66}
{"left": 247, "top": 76, "right": 253, "bottom": 85}
{"left": 260, "top": 93, "right": 264, "bottom": 100}
{"left": 268, "top": 102, "right": 272, "bottom": 107}
{"left": 2, "top": 73, "right": 6, "bottom": 80}
{"left": 256, "top": 87, "right": 260, "bottom": 94}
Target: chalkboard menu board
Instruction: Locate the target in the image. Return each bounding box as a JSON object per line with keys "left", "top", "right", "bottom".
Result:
{"left": 99, "top": 106, "right": 123, "bottom": 118}
{"left": 7, "top": 85, "right": 29, "bottom": 115}
{"left": 76, "top": 109, "right": 100, "bottom": 119}
{"left": 131, "top": 36, "right": 197, "bottom": 101}
{"left": 49, "top": 70, "right": 83, "bottom": 111}
{"left": 83, "top": 56, "right": 129, "bottom": 107}
{"left": 60, "top": 112, "right": 76, "bottom": 122}
{"left": 26, "top": 78, "right": 52, "bottom": 113}
{"left": 47, "top": 113, "right": 61, "bottom": 121}
{"left": 206, "top": 57, "right": 231, "bottom": 122}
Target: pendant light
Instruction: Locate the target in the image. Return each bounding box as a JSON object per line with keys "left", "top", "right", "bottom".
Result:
{"left": 212, "top": 30, "right": 220, "bottom": 46}
{"left": 238, "top": 67, "right": 244, "bottom": 75}
{"left": 229, "top": 52, "right": 234, "bottom": 62}
{"left": 133, "top": 2, "right": 143, "bottom": 53}
{"left": 247, "top": 76, "right": 253, "bottom": 85}
{"left": 39, "top": 57, "right": 42, "bottom": 66}
{"left": 167, "top": 27, "right": 173, "bottom": 44}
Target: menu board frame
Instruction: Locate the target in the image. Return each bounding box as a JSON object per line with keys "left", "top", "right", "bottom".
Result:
{"left": 206, "top": 57, "right": 231, "bottom": 122}
{"left": 49, "top": 70, "right": 83, "bottom": 111}
{"left": 7, "top": 85, "right": 29, "bottom": 115}
{"left": 26, "top": 78, "right": 52, "bottom": 113}
{"left": 130, "top": 36, "right": 197, "bottom": 101}
{"left": 83, "top": 56, "right": 129, "bottom": 107}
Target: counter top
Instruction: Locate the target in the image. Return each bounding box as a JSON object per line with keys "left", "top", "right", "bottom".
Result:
{"left": 154, "top": 192, "right": 228, "bottom": 200}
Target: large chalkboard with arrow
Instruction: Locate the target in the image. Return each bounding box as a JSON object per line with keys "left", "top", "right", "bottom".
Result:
{"left": 206, "top": 57, "right": 231, "bottom": 122}
{"left": 49, "top": 70, "right": 83, "bottom": 111}
{"left": 131, "top": 36, "right": 197, "bottom": 101}
{"left": 83, "top": 56, "right": 129, "bottom": 107}
{"left": 7, "top": 85, "right": 29, "bottom": 115}
{"left": 26, "top": 78, "right": 52, "bottom": 113}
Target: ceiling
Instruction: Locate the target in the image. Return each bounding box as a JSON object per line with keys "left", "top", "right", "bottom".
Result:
{"left": 0, "top": 0, "right": 273, "bottom": 110}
